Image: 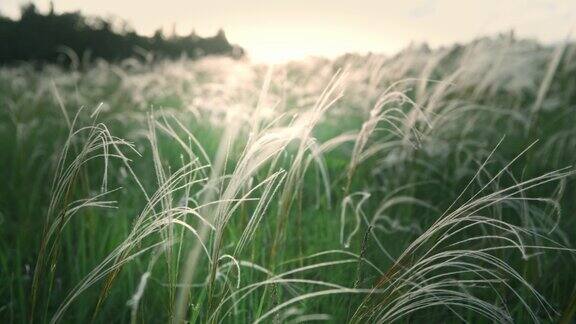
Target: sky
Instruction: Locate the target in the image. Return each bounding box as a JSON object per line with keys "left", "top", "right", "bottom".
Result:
{"left": 1, "top": 0, "right": 574, "bottom": 62}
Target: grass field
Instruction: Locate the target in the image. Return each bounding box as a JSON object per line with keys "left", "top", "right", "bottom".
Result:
{"left": 2, "top": 35, "right": 576, "bottom": 323}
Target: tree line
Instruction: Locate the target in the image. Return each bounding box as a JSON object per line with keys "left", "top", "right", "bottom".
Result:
{"left": 0, "top": 4, "right": 244, "bottom": 65}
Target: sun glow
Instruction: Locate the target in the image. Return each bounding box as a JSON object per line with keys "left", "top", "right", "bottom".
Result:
{"left": 232, "top": 31, "right": 400, "bottom": 63}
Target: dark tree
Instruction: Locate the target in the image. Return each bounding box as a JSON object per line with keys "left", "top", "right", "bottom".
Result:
{"left": 0, "top": 4, "right": 244, "bottom": 65}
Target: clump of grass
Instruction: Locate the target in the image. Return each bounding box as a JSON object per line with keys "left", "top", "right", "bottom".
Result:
{"left": 1, "top": 35, "right": 576, "bottom": 323}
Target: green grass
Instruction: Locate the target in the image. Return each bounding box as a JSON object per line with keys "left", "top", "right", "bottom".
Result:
{"left": 1, "top": 35, "right": 576, "bottom": 323}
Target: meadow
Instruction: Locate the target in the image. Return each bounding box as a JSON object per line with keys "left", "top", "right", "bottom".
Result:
{"left": 1, "top": 35, "right": 576, "bottom": 323}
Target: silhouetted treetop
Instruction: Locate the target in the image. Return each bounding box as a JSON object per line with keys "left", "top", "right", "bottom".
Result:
{"left": 0, "top": 4, "right": 244, "bottom": 65}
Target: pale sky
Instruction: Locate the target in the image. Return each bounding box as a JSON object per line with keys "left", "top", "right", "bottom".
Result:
{"left": 1, "top": 0, "right": 574, "bottom": 62}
